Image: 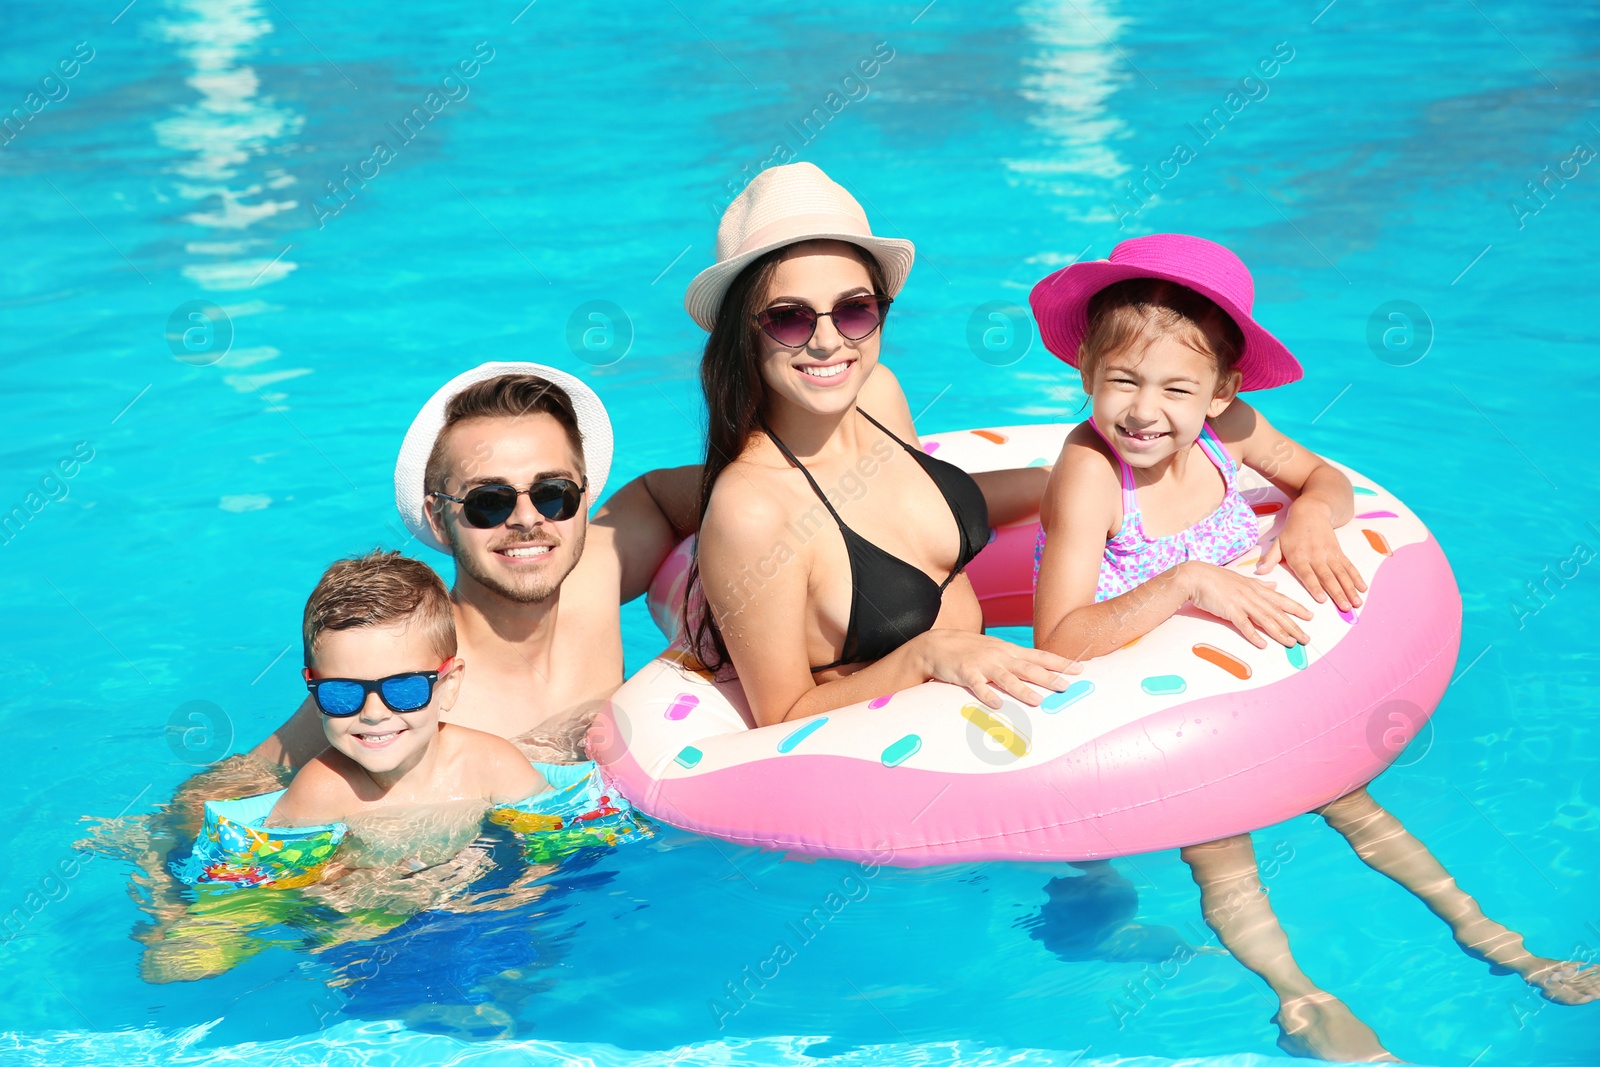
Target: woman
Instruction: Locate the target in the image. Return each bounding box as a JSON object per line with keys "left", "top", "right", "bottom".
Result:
{"left": 682, "top": 162, "right": 1077, "bottom": 727}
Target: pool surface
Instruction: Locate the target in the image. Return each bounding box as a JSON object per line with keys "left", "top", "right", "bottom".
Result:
{"left": 1, "top": 0, "right": 1597, "bottom": 1064}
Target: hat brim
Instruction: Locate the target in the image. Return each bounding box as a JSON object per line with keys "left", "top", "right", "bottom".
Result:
{"left": 684, "top": 233, "right": 915, "bottom": 331}
{"left": 394, "top": 362, "right": 614, "bottom": 555}
{"left": 1030, "top": 262, "right": 1303, "bottom": 392}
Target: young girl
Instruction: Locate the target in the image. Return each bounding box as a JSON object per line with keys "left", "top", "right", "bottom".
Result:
{"left": 1030, "top": 234, "right": 1597, "bottom": 1061}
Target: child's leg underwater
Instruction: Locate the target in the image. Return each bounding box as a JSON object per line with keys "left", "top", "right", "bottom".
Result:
{"left": 1318, "top": 786, "right": 1600, "bottom": 1005}
{"left": 1182, "top": 833, "right": 1399, "bottom": 1063}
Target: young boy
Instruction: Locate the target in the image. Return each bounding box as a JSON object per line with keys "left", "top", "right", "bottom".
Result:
{"left": 267, "top": 550, "right": 547, "bottom": 827}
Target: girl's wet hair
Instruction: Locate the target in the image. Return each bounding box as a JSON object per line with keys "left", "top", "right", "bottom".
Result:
{"left": 685, "top": 241, "right": 888, "bottom": 671}
{"left": 1078, "top": 278, "right": 1244, "bottom": 387}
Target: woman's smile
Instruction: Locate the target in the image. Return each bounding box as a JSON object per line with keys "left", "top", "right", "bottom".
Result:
{"left": 795, "top": 358, "right": 856, "bottom": 384}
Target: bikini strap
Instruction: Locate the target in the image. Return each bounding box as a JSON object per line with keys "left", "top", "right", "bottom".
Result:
{"left": 857, "top": 409, "right": 919, "bottom": 457}
{"left": 1085, "top": 416, "right": 1139, "bottom": 517}
{"left": 1195, "top": 421, "right": 1238, "bottom": 486}
{"left": 759, "top": 418, "right": 847, "bottom": 528}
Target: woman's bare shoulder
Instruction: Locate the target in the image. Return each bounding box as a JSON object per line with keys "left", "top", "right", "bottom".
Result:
{"left": 703, "top": 451, "right": 801, "bottom": 545}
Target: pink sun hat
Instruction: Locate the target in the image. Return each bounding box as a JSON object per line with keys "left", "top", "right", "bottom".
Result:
{"left": 1029, "top": 233, "right": 1303, "bottom": 392}
{"left": 684, "top": 162, "right": 915, "bottom": 331}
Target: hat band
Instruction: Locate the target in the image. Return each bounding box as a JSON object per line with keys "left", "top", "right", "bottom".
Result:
{"left": 724, "top": 212, "right": 875, "bottom": 261}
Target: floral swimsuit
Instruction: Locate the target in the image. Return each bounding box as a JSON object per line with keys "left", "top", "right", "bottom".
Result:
{"left": 1035, "top": 418, "right": 1259, "bottom": 602}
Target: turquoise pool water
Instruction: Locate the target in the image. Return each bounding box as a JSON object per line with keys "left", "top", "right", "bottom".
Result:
{"left": 2, "top": 0, "right": 1597, "bottom": 1063}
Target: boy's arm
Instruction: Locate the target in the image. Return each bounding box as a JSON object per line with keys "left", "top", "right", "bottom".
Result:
{"left": 249, "top": 695, "right": 329, "bottom": 770}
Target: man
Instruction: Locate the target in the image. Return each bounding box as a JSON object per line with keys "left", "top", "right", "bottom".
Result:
{"left": 253, "top": 362, "right": 698, "bottom": 766}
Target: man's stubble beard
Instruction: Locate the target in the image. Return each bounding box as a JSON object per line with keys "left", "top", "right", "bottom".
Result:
{"left": 449, "top": 521, "right": 586, "bottom": 605}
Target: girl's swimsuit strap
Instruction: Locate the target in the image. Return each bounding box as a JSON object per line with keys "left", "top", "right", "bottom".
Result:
{"left": 1194, "top": 421, "right": 1237, "bottom": 483}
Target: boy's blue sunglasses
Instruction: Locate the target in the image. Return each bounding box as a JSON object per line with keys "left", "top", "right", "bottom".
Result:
{"left": 302, "top": 659, "right": 454, "bottom": 717}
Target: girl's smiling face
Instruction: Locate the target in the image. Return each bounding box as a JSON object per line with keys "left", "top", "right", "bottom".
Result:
{"left": 1086, "top": 332, "right": 1240, "bottom": 469}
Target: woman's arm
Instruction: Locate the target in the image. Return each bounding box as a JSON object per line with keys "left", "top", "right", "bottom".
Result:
{"left": 971, "top": 468, "right": 1049, "bottom": 527}
{"left": 856, "top": 363, "right": 1047, "bottom": 525}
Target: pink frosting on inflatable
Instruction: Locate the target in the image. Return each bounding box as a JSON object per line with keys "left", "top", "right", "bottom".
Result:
{"left": 965, "top": 522, "right": 1044, "bottom": 628}
{"left": 594, "top": 537, "right": 1460, "bottom": 865}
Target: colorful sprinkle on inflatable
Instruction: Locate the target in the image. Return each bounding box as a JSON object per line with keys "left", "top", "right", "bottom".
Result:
{"left": 971, "top": 429, "right": 1009, "bottom": 444}
{"left": 960, "top": 704, "right": 1030, "bottom": 757}
{"left": 664, "top": 693, "right": 699, "bottom": 720}
{"left": 867, "top": 694, "right": 893, "bottom": 710}
{"left": 1353, "top": 486, "right": 1378, "bottom": 496}
{"left": 1028, "top": 456, "right": 1050, "bottom": 467}
{"left": 1141, "top": 675, "right": 1188, "bottom": 696}
{"left": 1251, "top": 502, "right": 1283, "bottom": 516}
{"left": 1042, "top": 679, "right": 1095, "bottom": 712}
{"left": 658, "top": 647, "right": 715, "bottom": 680}
{"left": 777, "top": 717, "right": 829, "bottom": 754}
{"left": 1192, "top": 643, "right": 1253, "bottom": 680}
{"left": 922, "top": 441, "right": 940, "bottom": 454}
{"left": 1286, "top": 643, "right": 1309, "bottom": 670}
{"left": 1339, "top": 607, "right": 1357, "bottom": 624}
{"left": 1356, "top": 510, "right": 1398, "bottom": 519}
{"left": 674, "top": 746, "right": 703, "bottom": 769}
{"left": 1363, "top": 529, "right": 1393, "bottom": 556}
{"left": 881, "top": 734, "right": 922, "bottom": 767}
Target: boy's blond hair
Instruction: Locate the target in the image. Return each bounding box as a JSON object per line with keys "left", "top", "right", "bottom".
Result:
{"left": 302, "top": 550, "right": 455, "bottom": 665}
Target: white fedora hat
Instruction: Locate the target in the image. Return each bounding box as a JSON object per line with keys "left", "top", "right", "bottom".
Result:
{"left": 684, "top": 162, "right": 915, "bottom": 331}
{"left": 394, "top": 361, "right": 614, "bottom": 554}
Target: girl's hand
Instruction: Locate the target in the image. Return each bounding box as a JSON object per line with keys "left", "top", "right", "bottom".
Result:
{"left": 913, "top": 630, "right": 1080, "bottom": 709}
{"left": 1184, "top": 561, "right": 1313, "bottom": 649}
{"left": 1256, "top": 503, "right": 1367, "bottom": 612}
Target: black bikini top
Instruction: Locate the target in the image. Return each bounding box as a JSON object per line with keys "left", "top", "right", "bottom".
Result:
{"left": 763, "top": 409, "right": 990, "bottom": 672}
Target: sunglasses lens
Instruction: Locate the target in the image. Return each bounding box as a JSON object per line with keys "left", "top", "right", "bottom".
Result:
{"left": 315, "top": 680, "right": 366, "bottom": 716}
{"left": 380, "top": 673, "right": 433, "bottom": 711}
{"left": 461, "top": 485, "right": 518, "bottom": 528}
{"left": 759, "top": 306, "right": 817, "bottom": 347}
{"left": 530, "top": 481, "right": 581, "bottom": 521}
{"left": 832, "top": 298, "right": 884, "bottom": 340}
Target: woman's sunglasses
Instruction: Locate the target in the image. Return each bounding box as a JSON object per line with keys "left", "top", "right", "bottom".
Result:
{"left": 754, "top": 295, "right": 891, "bottom": 349}
{"left": 302, "top": 659, "right": 455, "bottom": 717}
{"left": 431, "top": 478, "right": 587, "bottom": 529}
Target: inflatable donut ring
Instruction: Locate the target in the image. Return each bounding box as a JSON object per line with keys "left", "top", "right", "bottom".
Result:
{"left": 594, "top": 423, "right": 1461, "bottom": 866}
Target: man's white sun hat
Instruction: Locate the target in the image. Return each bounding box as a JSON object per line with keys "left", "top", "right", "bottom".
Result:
{"left": 394, "top": 361, "right": 614, "bottom": 554}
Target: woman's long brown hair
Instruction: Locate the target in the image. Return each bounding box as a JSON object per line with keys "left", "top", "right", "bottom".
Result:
{"left": 683, "top": 242, "right": 889, "bottom": 671}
